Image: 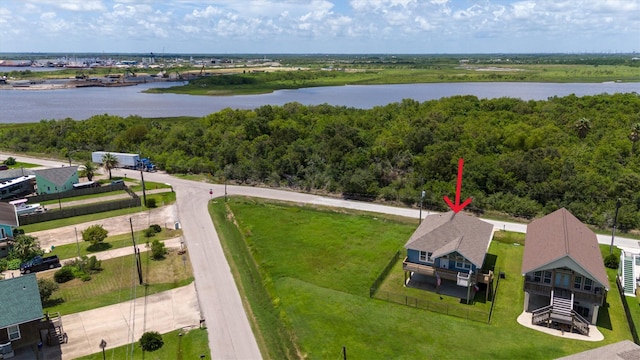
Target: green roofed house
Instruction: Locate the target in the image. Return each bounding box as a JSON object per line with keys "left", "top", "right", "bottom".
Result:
{"left": 0, "top": 202, "right": 18, "bottom": 259}
{"left": 0, "top": 274, "right": 44, "bottom": 357}
{"left": 33, "top": 166, "right": 79, "bottom": 195}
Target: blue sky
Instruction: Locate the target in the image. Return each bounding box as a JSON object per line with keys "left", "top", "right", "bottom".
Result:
{"left": 0, "top": 0, "right": 638, "bottom": 54}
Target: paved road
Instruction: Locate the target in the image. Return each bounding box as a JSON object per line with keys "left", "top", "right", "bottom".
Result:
{"left": 4, "top": 152, "right": 640, "bottom": 360}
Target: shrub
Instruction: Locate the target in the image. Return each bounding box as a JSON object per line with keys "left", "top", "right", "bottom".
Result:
{"left": 144, "top": 228, "right": 156, "bottom": 238}
{"left": 7, "top": 259, "right": 21, "bottom": 270}
{"left": 80, "top": 273, "right": 92, "bottom": 282}
{"left": 151, "top": 239, "right": 166, "bottom": 260}
{"left": 82, "top": 224, "right": 109, "bottom": 246}
{"left": 139, "top": 331, "right": 164, "bottom": 352}
{"left": 150, "top": 224, "right": 162, "bottom": 233}
{"left": 3, "top": 157, "right": 16, "bottom": 165}
{"left": 38, "top": 278, "right": 59, "bottom": 303}
{"left": 604, "top": 253, "right": 620, "bottom": 269}
{"left": 54, "top": 266, "right": 75, "bottom": 283}
{"left": 146, "top": 198, "right": 157, "bottom": 208}
{"left": 85, "top": 256, "right": 102, "bottom": 272}
{"left": 0, "top": 258, "right": 6, "bottom": 272}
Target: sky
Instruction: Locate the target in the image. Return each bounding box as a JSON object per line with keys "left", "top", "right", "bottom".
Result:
{"left": 0, "top": 0, "right": 638, "bottom": 54}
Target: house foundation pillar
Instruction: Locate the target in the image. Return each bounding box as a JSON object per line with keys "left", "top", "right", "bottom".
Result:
{"left": 591, "top": 304, "right": 600, "bottom": 325}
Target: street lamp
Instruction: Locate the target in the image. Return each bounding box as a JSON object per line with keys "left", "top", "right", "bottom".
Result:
{"left": 610, "top": 198, "right": 622, "bottom": 254}
{"left": 99, "top": 339, "right": 107, "bottom": 360}
{"left": 419, "top": 190, "right": 426, "bottom": 224}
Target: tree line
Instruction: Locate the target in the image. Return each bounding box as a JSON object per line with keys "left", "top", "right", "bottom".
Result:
{"left": 1, "top": 92, "right": 639, "bottom": 231}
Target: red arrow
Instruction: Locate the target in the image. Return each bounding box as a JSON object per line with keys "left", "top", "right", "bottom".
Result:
{"left": 443, "top": 158, "right": 472, "bottom": 213}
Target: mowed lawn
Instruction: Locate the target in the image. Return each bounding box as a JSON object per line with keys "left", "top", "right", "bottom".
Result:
{"left": 213, "top": 198, "right": 633, "bottom": 360}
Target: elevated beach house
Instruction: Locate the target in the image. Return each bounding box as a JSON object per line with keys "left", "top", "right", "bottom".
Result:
{"left": 0, "top": 274, "right": 44, "bottom": 357}
{"left": 0, "top": 202, "right": 18, "bottom": 258}
{"left": 522, "top": 208, "right": 609, "bottom": 335}
{"left": 403, "top": 211, "right": 495, "bottom": 301}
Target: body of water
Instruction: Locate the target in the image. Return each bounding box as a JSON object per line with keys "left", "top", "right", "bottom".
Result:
{"left": 1, "top": 81, "right": 638, "bottom": 123}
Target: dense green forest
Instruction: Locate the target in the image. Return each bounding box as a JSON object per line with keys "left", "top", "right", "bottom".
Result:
{"left": 1, "top": 92, "right": 639, "bottom": 230}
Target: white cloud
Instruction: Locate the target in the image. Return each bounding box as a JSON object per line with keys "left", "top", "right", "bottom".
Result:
{"left": 0, "top": 0, "right": 638, "bottom": 53}
{"left": 26, "top": 0, "right": 106, "bottom": 12}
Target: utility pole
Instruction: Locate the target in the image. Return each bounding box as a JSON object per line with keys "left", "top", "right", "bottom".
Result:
{"left": 139, "top": 167, "right": 147, "bottom": 207}
{"left": 130, "top": 218, "right": 143, "bottom": 285}
{"left": 419, "top": 190, "right": 426, "bottom": 224}
{"left": 610, "top": 198, "right": 622, "bottom": 254}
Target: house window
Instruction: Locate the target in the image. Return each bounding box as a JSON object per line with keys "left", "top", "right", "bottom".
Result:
{"left": 543, "top": 271, "right": 552, "bottom": 284}
{"left": 455, "top": 261, "right": 472, "bottom": 270}
{"left": 574, "top": 275, "right": 583, "bottom": 289}
{"left": 419, "top": 251, "right": 434, "bottom": 264}
{"left": 7, "top": 325, "right": 20, "bottom": 340}
{"left": 533, "top": 271, "right": 542, "bottom": 282}
{"left": 584, "top": 278, "right": 593, "bottom": 291}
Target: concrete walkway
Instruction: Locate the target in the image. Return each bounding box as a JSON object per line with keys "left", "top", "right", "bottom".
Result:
{"left": 13, "top": 283, "right": 201, "bottom": 360}
{"left": 516, "top": 311, "right": 604, "bottom": 342}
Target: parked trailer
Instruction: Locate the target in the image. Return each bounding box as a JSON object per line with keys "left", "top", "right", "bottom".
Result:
{"left": 91, "top": 151, "right": 140, "bottom": 169}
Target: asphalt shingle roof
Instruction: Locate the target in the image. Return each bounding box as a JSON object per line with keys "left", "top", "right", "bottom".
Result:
{"left": 404, "top": 211, "right": 494, "bottom": 268}
{"left": 521, "top": 208, "right": 609, "bottom": 289}
{"left": 0, "top": 274, "right": 43, "bottom": 328}
{"left": 0, "top": 202, "right": 18, "bottom": 227}
{"left": 33, "top": 166, "right": 78, "bottom": 187}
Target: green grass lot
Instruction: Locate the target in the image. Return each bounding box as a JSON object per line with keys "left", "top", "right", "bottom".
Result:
{"left": 37, "top": 248, "right": 194, "bottom": 315}
{"left": 626, "top": 295, "right": 640, "bottom": 338}
{"left": 4, "top": 161, "right": 40, "bottom": 168}
{"left": 47, "top": 228, "right": 182, "bottom": 260}
{"left": 147, "top": 64, "right": 640, "bottom": 96}
{"left": 212, "top": 197, "right": 633, "bottom": 360}
{"left": 76, "top": 327, "right": 210, "bottom": 360}
{"left": 130, "top": 180, "right": 173, "bottom": 192}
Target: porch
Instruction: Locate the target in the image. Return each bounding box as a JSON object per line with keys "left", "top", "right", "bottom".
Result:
{"left": 403, "top": 258, "right": 494, "bottom": 301}
{"left": 523, "top": 281, "right": 604, "bottom": 306}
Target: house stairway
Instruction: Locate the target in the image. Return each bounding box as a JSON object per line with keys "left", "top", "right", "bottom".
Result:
{"left": 46, "top": 312, "right": 67, "bottom": 345}
{"left": 531, "top": 293, "right": 590, "bottom": 336}
{"left": 623, "top": 256, "right": 635, "bottom": 296}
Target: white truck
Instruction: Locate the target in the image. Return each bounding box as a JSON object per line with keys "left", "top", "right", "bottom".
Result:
{"left": 91, "top": 151, "right": 140, "bottom": 169}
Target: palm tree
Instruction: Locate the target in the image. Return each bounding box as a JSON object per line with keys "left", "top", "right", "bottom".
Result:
{"left": 81, "top": 160, "right": 98, "bottom": 181}
{"left": 574, "top": 118, "right": 592, "bottom": 139}
{"left": 102, "top": 153, "right": 119, "bottom": 180}
{"left": 629, "top": 122, "right": 640, "bottom": 154}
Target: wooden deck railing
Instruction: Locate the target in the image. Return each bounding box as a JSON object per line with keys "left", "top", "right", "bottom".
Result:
{"left": 523, "top": 281, "right": 604, "bottom": 305}
{"left": 403, "top": 258, "right": 493, "bottom": 284}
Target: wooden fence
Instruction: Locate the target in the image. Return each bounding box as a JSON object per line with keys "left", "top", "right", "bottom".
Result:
{"left": 17, "top": 197, "right": 141, "bottom": 225}
{"left": 369, "top": 251, "right": 498, "bottom": 324}
{"left": 26, "top": 183, "right": 126, "bottom": 203}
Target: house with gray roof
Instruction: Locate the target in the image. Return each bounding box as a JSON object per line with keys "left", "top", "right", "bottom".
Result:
{"left": 0, "top": 202, "right": 18, "bottom": 258}
{"left": 0, "top": 274, "right": 44, "bottom": 355}
{"left": 402, "top": 211, "right": 495, "bottom": 301}
{"left": 0, "top": 168, "right": 34, "bottom": 183}
{"left": 33, "top": 166, "right": 79, "bottom": 195}
{"left": 522, "top": 208, "right": 608, "bottom": 335}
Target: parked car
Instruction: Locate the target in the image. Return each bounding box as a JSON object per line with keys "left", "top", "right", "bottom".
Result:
{"left": 20, "top": 255, "right": 61, "bottom": 274}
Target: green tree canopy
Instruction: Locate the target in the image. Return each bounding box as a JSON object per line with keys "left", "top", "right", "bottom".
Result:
{"left": 101, "top": 153, "right": 119, "bottom": 180}
{"left": 81, "top": 225, "right": 109, "bottom": 246}
{"left": 10, "top": 235, "right": 44, "bottom": 261}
